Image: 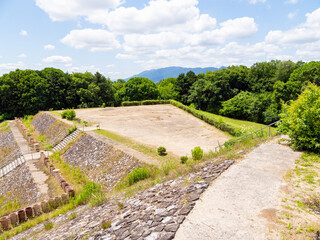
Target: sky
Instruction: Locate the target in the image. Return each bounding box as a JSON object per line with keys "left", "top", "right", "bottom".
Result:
{"left": 0, "top": 0, "right": 319, "bottom": 79}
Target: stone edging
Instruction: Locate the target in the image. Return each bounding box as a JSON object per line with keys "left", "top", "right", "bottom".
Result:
{"left": 15, "top": 118, "right": 39, "bottom": 152}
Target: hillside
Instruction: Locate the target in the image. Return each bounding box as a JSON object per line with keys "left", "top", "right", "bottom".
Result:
{"left": 125, "top": 66, "right": 225, "bottom": 82}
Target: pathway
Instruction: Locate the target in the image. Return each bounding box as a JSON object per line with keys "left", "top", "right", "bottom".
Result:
{"left": 174, "top": 137, "right": 301, "bottom": 240}
{"left": 9, "top": 121, "right": 50, "bottom": 199}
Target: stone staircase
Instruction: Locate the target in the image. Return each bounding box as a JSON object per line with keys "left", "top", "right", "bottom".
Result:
{"left": 52, "top": 129, "right": 82, "bottom": 152}
{"left": 0, "top": 155, "right": 26, "bottom": 178}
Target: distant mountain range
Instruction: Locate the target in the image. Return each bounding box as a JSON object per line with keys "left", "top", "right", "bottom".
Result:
{"left": 125, "top": 66, "right": 226, "bottom": 82}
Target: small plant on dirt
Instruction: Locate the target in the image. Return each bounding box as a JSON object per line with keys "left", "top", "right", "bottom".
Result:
{"left": 304, "top": 195, "right": 320, "bottom": 213}
{"left": 127, "top": 167, "right": 151, "bottom": 186}
{"left": 157, "top": 146, "right": 167, "bottom": 156}
{"left": 101, "top": 221, "right": 111, "bottom": 229}
{"left": 191, "top": 146, "right": 203, "bottom": 161}
{"left": 61, "top": 109, "right": 76, "bottom": 120}
{"left": 180, "top": 156, "right": 188, "bottom": 164}
{"left": 90, "top": 191, "right": 106, "bottom": 207}
{"left": 44, "top": 222, "right": 54, "bottom": 230}
{"left": 118, "top": 202, "right": 124, "bottom": 209}
{"left": 69, "top": 212, "right": 77, "bottom": 220}
{"left": 67, "top": 125, "right": 77, "bottom": 135}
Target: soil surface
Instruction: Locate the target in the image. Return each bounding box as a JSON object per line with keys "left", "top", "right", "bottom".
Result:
{"left": 73, "top": 105, "right": 230, "bottom": 156}
{"left": 174, "top": 136, "right": 302, "bottom": 240}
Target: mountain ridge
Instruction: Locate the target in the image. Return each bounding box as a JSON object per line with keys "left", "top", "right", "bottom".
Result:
{"left": 125, "top": 66, "right": 226, "bottom": 82}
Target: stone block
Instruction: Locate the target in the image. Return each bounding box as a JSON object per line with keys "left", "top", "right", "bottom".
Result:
{"left": 41, "top": 201, "right": 50, "bottom": 213}
{"left": 18, "top": 209, "right": 27, "bottom": 223}
{"left": 33, "top": 204, "right": 42, "bottom": 216}
{"left": 25, "top": 206, "right": 34, "bottom": 218}
{"left": 0, "top": 216, "right": 10, "bottom": 231}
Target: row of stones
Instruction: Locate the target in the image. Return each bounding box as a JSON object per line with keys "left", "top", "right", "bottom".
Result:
{"left": 39, "top": 152, "right": 75, "bottom": 198}
{"left": 0, "top": 192, "right": 70, "bottom": 231}
{"left": 15, "top": 118, "right": 39, "bottom": 152}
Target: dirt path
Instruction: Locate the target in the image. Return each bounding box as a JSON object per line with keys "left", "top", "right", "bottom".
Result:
{"left": 174, "top": 137, "right": 301, "bottom": 240}
{"left": 87, "top": 131, "right": 160, "bottom": 166}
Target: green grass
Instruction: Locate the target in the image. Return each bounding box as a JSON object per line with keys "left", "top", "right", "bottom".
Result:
{"left": 0, "top": 121, "right": 9, "bottom": 132}
{"left": 0, "top": 195, "right": 20, "bottom": 217}
{"left": 94, "top": 129, "right": 180, "bottom": 164}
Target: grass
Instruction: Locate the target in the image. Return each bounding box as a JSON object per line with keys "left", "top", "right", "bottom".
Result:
{"left": 94, "top": 129, "right": 180, "bottom": 164}
{"left": 0, "top": 195, "right": 20, "bottom": 217}
{"left": 0, "top": 121, "right": 9, "bottom": 132}
{"left": 44, "top": 222, "right": 53, "bottom": 230}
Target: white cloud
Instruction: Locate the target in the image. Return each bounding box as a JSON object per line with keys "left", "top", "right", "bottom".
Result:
{"left": 186, "top": 17, "right": 258, "bottom": 46}
{"left": 106, "top": 64, "right": 115, "bottom": 68}
{"left": 123, "top": 32, "right": 182, "bottom": 53}
{"left": 116, "top": 53, "right": 138, "bottom": 60}
{"left": 296, "top": 40, "right": 320, "bottom": 60}
{"left": 20, "top": 30, "right": 28, "bottom": 36}
{"left": 288, "top": 11, "right": 297, "bottom": 19}
{"left": 61, "top": 28, "right": 120, "bottom": 51}
{"left": 266, "top": 8, "right": 320, "bottom": 44}
{"left": 249, "top": 0, "right": 267, "bottom": 4}
{"left": 104, "top": 0, "right": 216, "bottom": 34}
{"left": 44, "top": 44, "right": 55, "bottom": 50}
{"left": 68, "top": 65, "right": 100, "bottom": 73}
{"left": 285, "top": 0, "right": 298, "bottom": 4}
{"left": 18, "top": 54, "right": 27, "bottom": 58}
{"left": 0, "top": 61, "right": 25, "bottom": 70}
{"left": 42, "top": 55, "right": 72, "bottom": 64}
{"left": 35, "top": 0, "right": 122, "bottom": 21}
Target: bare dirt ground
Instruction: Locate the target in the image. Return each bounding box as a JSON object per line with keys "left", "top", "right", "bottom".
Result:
{"left": 174, "top": 136, "right": 302, "bottom": 240}
{"left": 73, "top": 105, "right": 230, "bottom": 157}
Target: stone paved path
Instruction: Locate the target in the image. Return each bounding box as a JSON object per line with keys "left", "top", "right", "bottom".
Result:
{"left": 10, "top": 121, "right": 50, "bottom": 199}
{"left": 174, "top": 137, "right": 301, "bottom": 240}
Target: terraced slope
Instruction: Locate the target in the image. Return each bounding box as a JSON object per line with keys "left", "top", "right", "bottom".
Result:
{"left": 62, "top": 133, "right": 143, "bottom": 191}
{"left": 32, "top": 112, "right": 70, "bottom": 146}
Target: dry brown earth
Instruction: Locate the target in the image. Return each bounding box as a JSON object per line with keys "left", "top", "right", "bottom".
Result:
{"left": 73, "top": 105, "right": 230, "bottom": 157}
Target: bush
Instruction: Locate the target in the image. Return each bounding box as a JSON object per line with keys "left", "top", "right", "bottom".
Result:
{"left": 180, "top": 156, "right": 188, "bottom": 164}
{"left": 61, "top": 110, "right": 76, "bottom": 120}
{"left": 191, "top": 146, "right": 203, "bottom": 161}
{"left": 279, "top": 83, "right": 320, "bottom": 152}
{"left": 67, "top": 125, "right": 77, "bottom": 135}
{"left": 157, "top": 146, "right": 167, "bottom": 156}
{"left": 120, "top": 167, "right": 151, "bottom": 187}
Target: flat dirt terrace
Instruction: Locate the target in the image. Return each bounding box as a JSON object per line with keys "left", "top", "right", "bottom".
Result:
{"left": 74, "top": 104, "right": 230, "bottom": 156}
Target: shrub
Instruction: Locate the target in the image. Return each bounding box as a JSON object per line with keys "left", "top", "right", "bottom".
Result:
{"left": 61, "top": 110, "right": 76, "bottom": 120}
{"left": 157, "top": 146, "right": 167, "bottom": 156}
{"left": 44, "top": 222, "right": 53, "bottom": 230}
{"left": 127, "top": 167, "right": 151, "bottom": 186}
{"left": 101, "top": 221, "right": 111, "bottom": 229}
{"left": 101, "top": 103, "right": 106, "bottom": 108}
{"left": 279, "top": 83, "right": 320, "bottom": 152}
{"left": 180, "top": 156, "right": 188, "bottom": 164}
{"left": 67, "top": 125, "right": 77, "bottom": 135}
{"left": 191, "top": 146, "right": 203, "bottom": 161}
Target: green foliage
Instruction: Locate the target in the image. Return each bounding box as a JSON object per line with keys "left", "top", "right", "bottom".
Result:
{"left": 44, "top": 222, "right": 53, "bottom": 230}
{"left": 191, "top": 146, "right": 203, "bottom": 161}
{"left": 0, "top": 195, "right": 20, "bottom": 217}
{"left": 67, "top": 125, "right": 77, "bottom": 135}
{"left": 101, "top": 221, "right": 111, "bottom": 229}
{"left": 118, "top": 167, "right": 151, "bottom": 188}
{"left": 157, "top": 146, "right": 166, "bottom": 156}
{"left": 75, "top": 181, "right": 103, "bottom": 206}
{"left": 61, "top": 110, "right": 76, "bottom": 120}
{"left": 279, "top": 83, "right": 320, "bottom": 152}
{"left": 180, "top": 156, "right": 188, "bottom": 164}
{"left": 122, "top": 100, "right": 170, "bottom": 106}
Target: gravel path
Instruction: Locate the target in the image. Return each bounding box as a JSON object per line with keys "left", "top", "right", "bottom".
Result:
{"left": 174, "top": 138, "right": 301, "bottom": 240}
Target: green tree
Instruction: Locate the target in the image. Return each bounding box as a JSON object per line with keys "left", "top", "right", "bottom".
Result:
{"left": 158, "top": 77, "right": 179, "bottom": 100}
{"left": 279, "top": 83, "right": 320, "bottom": 152}
{"left": 116, "top": 77, "right": 159, "bottom": 102}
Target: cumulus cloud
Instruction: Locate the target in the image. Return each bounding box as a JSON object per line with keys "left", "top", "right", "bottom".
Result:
{"left": 44, "top": 44, "right": 55, "bottom": 50}
{"left": 116, "top": 53, "right": 138, "bottom": 60}
{"left": 61, "top": 28, "right": 120, "bottom": 51}
{"left": 288, "top": 11, "right": 297, "bottom": 19}
{"left": 285, "top": 0, "right": 298, "bottom": 4}
{"left": 42, "top": 55, "right": 72, "bottom": 64}
{"left": 0, "top": 61, "right": 25, "bottom": 70}
{"left": 20, "top": 30, "right": 28, "bottom": 36}
{"left": 266, "top": 8, "right": 320, "bottom": 44}
{"left": 35, "top": 0, "right": 122, "bottom": 21}
{"left": 18, "top": 54, "right": 27, "bottom": 58}
{"left": 249, "top": 0, "right": 267, "bottom": 4}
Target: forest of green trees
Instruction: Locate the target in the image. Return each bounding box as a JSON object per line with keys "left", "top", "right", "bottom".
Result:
{"left": 1, "top": 60, "right": 319, "bottom": 124}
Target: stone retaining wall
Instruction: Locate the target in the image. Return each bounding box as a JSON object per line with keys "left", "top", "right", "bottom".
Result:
{"left": 0, "top": 164, "right": 41, "bottom": 211}
{"left": 0, "top": 130, "right": 21, "bottom": 168}
{"left": 32, "top": 113, "right": 70, "bottom": 146}
{"left": 62, "top": 134, "right": 142, "bottom": 191}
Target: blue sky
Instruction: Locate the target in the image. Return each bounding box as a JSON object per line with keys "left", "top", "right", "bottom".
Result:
{"left": 0, "top": 0, "right": 319, "bottom": 79}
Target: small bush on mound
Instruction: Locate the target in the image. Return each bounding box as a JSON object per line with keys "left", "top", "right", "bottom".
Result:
{"left": 61, "top": 110, "right": 76, "bottom": 120}
{"left": 67, "top": 125, "right": 77, "bottom": 135}
{"left": 157, "top": 146, "right": 167, "bottom": 156}
{"left": 180, "top": 156, "right": 188, "bottom": 164}
{"left": 127, "top": 167, "right": 151, "bottom": 186}
{"left": 191, "top": 146, "right": 203, "bottom": 161}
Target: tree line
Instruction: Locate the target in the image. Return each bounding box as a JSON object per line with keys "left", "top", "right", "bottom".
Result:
{"left": 1, "top": 60, "right": 319, "bottom": 124}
